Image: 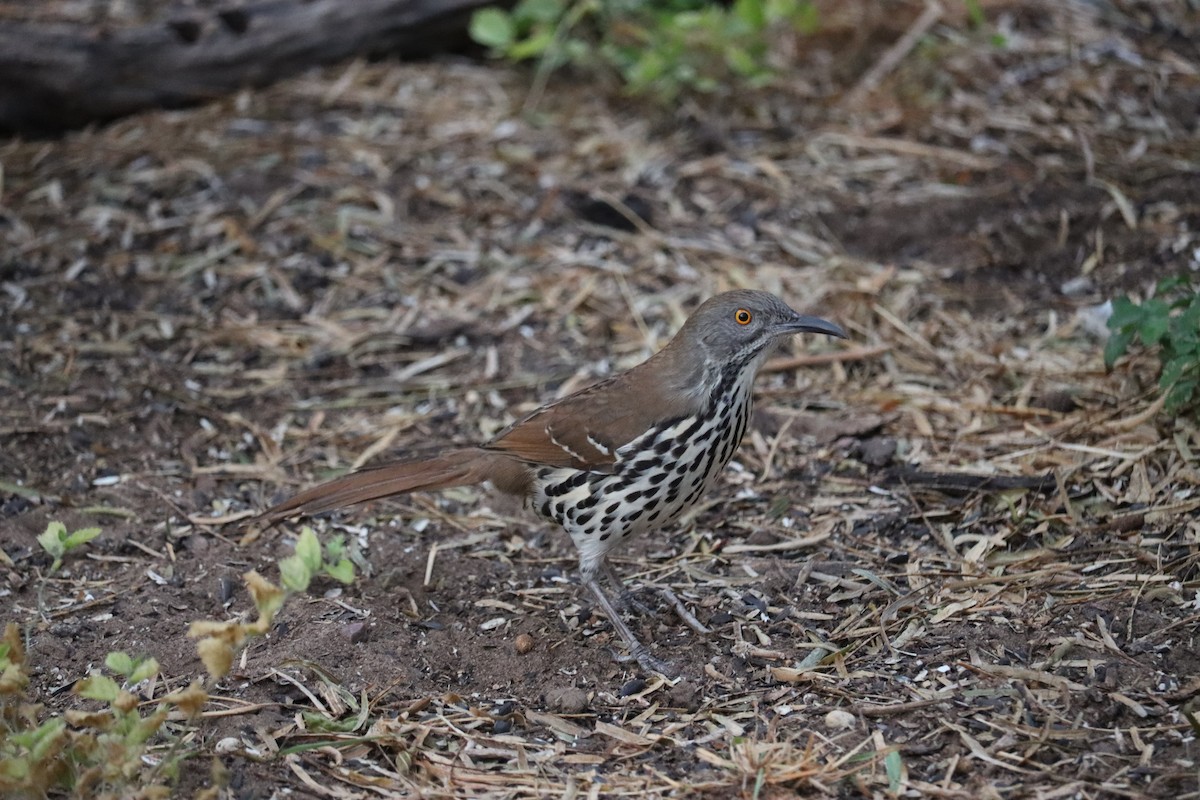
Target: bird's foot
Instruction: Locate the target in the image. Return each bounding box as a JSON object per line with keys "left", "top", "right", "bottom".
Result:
{"left": 585, "top": 574, "right": 676, "bottom": 676}
{"left": 613, "top": 586, "right": 655, "bottom": 617}
{"left": 615, "top": 646, "right": 676, "bottom": 676}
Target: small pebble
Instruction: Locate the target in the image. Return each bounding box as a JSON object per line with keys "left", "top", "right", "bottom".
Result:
{"left": 668, "top": 680, "right": 702, "bottom": 711}
{"left": 215, "top": 737, "right": 241, "bottom": 754}
{"left": 745, "top": 528, "right": 780, "bottom": 546}
{"left": 546, "top": 687, "right": 589, "bottom": 714}
{"left": 824, "top": 709, "right": 856, "bottom": 729}
{"left": 341, "top": 622, "right": 369, "bottom": 644}
{"left": 515, "top": 633, "right": 535, "bottom": 654}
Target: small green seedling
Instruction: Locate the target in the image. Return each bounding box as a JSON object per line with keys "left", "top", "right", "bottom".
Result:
{"left": 1, "top": 624, "right": 207, "bottom": 798}
{"left": 190, "top": 527, "right": 358, "bottom": 679}
{"left": 36, "top": 522, "right": 101, "bottom": 574}
{"left": 279, "top": 528, "right": 357, "bottom": 592}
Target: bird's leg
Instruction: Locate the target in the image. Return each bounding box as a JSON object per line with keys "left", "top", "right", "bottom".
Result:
{"left": 582, "top": 572, "right": 674, "bottom": 675}
{"left": 601, "top": 561, "right": 654, "bottom": 616}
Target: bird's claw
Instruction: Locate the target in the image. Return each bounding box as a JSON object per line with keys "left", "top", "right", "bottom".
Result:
{"left": 614, "top": 646, "right": 675, "bottom": 676}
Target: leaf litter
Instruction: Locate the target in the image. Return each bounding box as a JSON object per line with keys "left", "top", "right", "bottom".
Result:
{"left": 1, "top": 1, "right": 1199, "bottom": 797}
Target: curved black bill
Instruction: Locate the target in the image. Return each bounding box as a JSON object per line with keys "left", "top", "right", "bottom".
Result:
{"left": 781, "top": 314, "right": 848, "bottom": 339}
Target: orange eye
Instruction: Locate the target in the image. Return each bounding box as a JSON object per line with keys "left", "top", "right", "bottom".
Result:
{"left": 734, "top": 309, "right": 752, "bottom": 325}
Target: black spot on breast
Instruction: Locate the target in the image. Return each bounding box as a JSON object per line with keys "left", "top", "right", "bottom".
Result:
{"left": 638, "top": 454, "right": 664, "bottom": 472}
{"left": 655, "top": 436, "right": 673, "bottom": 455}
{"left": 624, "top": 508, "right": 645, "bottom": 522}
{"left": 668, "top": 474, "right": 685, "bottom": 492}
{"left": 648, "top": 510, "right": 662, "bottom": 522}
{"left": 600, "top": 532, "right": 611, "bottom": 541}
{"left": 679, "top": 416, "right": 704, "bottom": 441}
{"left": 601, "top": 514, "right": 616, "bottom": 527}
{"left": 664, "top": 490, "right": 679, "bottom": 505}
{"left": 575, "top": 511, "right": 594, "bottom": 526}
{"left": 604, "top": 501, "right": 620, "bottom": 515}
{"left": 578, "top": 492, "right": 601, "bottom": 510}
{"left": 648, "top": 471, "right": 668, "bottom": 486}
{"left": 732, "top": 414, "right": 747, "bottom": 446}
{"left": 539, "top": 500, "right": 551, "bottom": 517}
{"left": 700, "top": 440, "right": 721, "bottom": 477}
{"left": 626, "top": 489, "right": 644, "bottom": 503}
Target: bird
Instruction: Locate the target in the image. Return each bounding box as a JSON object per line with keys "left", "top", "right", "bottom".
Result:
{"left": 259, "top": 290, "right": 847, "bottom": 673}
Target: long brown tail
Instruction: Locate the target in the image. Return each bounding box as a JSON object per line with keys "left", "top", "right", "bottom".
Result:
{"left": 259, "top": 448, "right": 513, "bottom": 526}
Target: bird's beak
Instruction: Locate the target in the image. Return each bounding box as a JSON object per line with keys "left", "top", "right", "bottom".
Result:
{"left": 780, "top": 314, "right": 848, "bottom": 339}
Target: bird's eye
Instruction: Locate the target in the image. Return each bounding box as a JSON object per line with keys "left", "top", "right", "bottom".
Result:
{"left": 734, "top": 309, "right": 752, "bottom": 325}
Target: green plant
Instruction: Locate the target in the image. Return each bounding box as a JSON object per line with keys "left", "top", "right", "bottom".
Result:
{"left": 190, "top": 527, "right": 357, "bottom": 678}
{"left": 1105, "top": 274, "right": 1200, "bottom": 416}
{"left": 36, "top": 522, "right": 100, "bottom": 575}
{"left": 279, "top": 528, "right": 357, "bottom": 591}
{"left": 470, "top": 0, "right": 820, "bottom": 100}
{"left": 963, "top": 0, "right": 1007, "bottom": 48}
{"left": 0, "top": 623, "right": 207, "bottom": 799}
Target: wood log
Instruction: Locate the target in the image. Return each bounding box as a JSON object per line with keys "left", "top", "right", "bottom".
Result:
{"left": 0, "top": 0, "right": 511, "bottom": 134}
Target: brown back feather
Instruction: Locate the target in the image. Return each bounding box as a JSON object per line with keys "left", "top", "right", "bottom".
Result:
{"left": 485, "top": 347, "right": 706, "bottom": 471}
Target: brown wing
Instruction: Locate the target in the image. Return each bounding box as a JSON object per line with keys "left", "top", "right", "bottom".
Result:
{"left": 484, "top": 366, "right": 697, "bottom": 472}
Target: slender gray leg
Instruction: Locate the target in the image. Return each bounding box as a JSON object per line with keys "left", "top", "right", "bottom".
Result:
{"left": 582, "top": 572, "right": 674, "bottom": 675}
{"left": 601, "top": 561, "right": 654, "bottom": 616}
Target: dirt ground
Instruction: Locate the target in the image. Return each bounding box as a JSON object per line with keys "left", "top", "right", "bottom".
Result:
{"left": 3, "top": 1, "right": 1200, "bottom": 797}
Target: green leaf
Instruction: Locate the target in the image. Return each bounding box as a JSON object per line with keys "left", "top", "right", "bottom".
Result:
{"left": 725, "top": 45, "right": 761, "bottom": 77}
{"left": 516, "top": 0, "right": 565, "bottom": 24}
{"left": 105, "top": 651, "right": 134, "bottom": 677}
{"left": 295, "top": 527, "right": 322, "bottom": 573}
{"left": 509, "top": 27, "right": 558, "bottom": 60}
{"left": 129, "top": 710, "right": 168, "bottom": 745}
{"left": 301, "top": 711, "right": 361, "bottom": 733}
{"left": 279, "top": 555, "right": 311, "bottom": 593}
{"left": 470, "top": 8, "right": 516, "bottom": 50}
{"left": 324, "top": 559, "right": 356, "bottom": 585}
{"left": 77, "top": 673, "right": 120, "bottom": 702}
{"left": 1173, "top": 302, "right": 1200, "bottom": 340}
{"left": 964, "top": 0, "right": 986, "bottom": 29}
{"left": 1103, "top": 328, "right": 1134, "bottom": 368}
{"left": 885, "top": 748, "right": 905, "bottom": 792}
{"left": 29, "top": 718, "right": 67, "bottom": 762}
{"left": 62, "top": 527, "right": 101, "bottom": 551}
{"left": 1161, "top": 356, "right": 1186, "bottom": 388}
{"left": 792, "top": 1, "right": 821, "bottom": 34}
{"left": 734, "top": 0, "right": 767, "bottom": 29}
{"left": 1165, "top": 378, "right": 1198, "bottom": 414}
{"left": 324, "top": 534, "right": 347, "bottom": 560}
{"left": 37, "top": 522, "right": 66, "bottom": 559}
{"left": 129, "top": 657, "right": 160, "bottom": 684}
{"left": 625, "top": 49, "right": 669, "bottom": 88}
{"left": 1138, "top": 298, "right": 1170, "bottom": 345}
{"left": 1106, "top": 296, "right": 1144, "bottom": 332}
{"left": 1157, "top": 274, "right": 1189, "bottom": 298}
